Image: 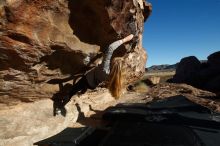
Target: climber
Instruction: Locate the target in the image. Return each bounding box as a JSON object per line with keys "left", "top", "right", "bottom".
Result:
{"left": 54, "top": 34, "right": 134, "bottom": 116}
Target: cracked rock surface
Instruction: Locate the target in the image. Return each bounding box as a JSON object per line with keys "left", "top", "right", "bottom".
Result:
{"left": 0, "top": 0, "right": 151, "bottom": 105}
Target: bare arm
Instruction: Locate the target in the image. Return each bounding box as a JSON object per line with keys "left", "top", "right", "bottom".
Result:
{"left": 102, "top": 34, "right": 134, "bottom": 74}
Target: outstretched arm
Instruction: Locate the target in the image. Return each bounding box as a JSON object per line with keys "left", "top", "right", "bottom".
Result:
{"left": 102, "top": 34, "right": 134, "bottom": 74}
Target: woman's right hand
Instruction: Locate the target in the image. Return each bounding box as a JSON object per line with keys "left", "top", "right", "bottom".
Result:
{"left": 122, "top": 34, "right": 134, "bottom": 43}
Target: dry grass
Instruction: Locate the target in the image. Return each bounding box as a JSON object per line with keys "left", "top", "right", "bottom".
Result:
{"left": 130, "top": 70, "right": 176, "bottom": 93}
{"left": 143, "top": 70, "right": 175, "bottom": 83}
{"left": 132, "top": 82, "right": 150, "bottom": 93}
{"left": 144, "top": 70, "right": 175, "bottom": 77}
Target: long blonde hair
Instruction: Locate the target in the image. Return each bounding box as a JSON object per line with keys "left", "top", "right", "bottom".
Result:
{"left": 108, "top": 57, "right": 124, "bottom": 99}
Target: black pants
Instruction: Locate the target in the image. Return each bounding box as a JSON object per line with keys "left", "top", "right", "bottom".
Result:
{"left": 59, "top": 76, "right": 93, "bottom": 108}
{"left": 68, "top": 76, "right": 90, "bottom": 97}
{"left": 53, "top": 76, "right": 92, "bottom": 116}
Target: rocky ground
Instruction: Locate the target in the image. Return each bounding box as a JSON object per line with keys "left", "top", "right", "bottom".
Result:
{"left": 1, "top": 82, "right": 220, "bottom": 146}
{"left": 74, "top": 82, "right": 220, "bottom": 128}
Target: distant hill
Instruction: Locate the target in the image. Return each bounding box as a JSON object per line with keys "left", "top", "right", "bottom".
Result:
{"left": 147, "top": 63, "right": 178, "bottom": 72}
{"left": 147, "top": 60, "right": 207, "bottom": 72}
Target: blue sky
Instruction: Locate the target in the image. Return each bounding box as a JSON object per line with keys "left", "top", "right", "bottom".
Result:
{"left": 143, "top": 0, "right": 220, "bottom": 67}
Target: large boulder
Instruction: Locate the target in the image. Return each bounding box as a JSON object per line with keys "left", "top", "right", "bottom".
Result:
{"left": 0, "top": 0, "right": 152, "bottom": 145}
{"left": 205, "top": 75, "right": 220, "bottom": 93}
{"left": 172, "top": 51, "right": 220, "bottom": 93}
{"left": 203, "top": 51, "right": 220, "bottom": 93}
{"left": 207, "top": 51, "right": 220, "bottom": 66}
{"left": 0, "top": 0, "right": 152, "bottom": 106}
{"left": 172, "top": 56, "right": 201, "bottom": 85}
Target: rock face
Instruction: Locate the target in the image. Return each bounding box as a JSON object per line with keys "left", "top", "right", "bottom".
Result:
{"left": 0, "top": 0, "right": 152, "bottom": 145}
{"left": 172, "top": 56, "right": 201, "bottom": 86}
{"left": 208, "top": 51, "right": 220, "bottom": 66}
{"left": 0, "top": 0, "right": 152, "bottom": 106}
{"left": 172, "top": 52, "right": 220, "bottom": 93}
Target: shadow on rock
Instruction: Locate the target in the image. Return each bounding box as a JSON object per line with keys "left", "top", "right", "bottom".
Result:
{"left": 35, "top": 95, "right": 220, "bottom": 146}
{"left": 51, "top": 83, "right": 73, "bottom": 117}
